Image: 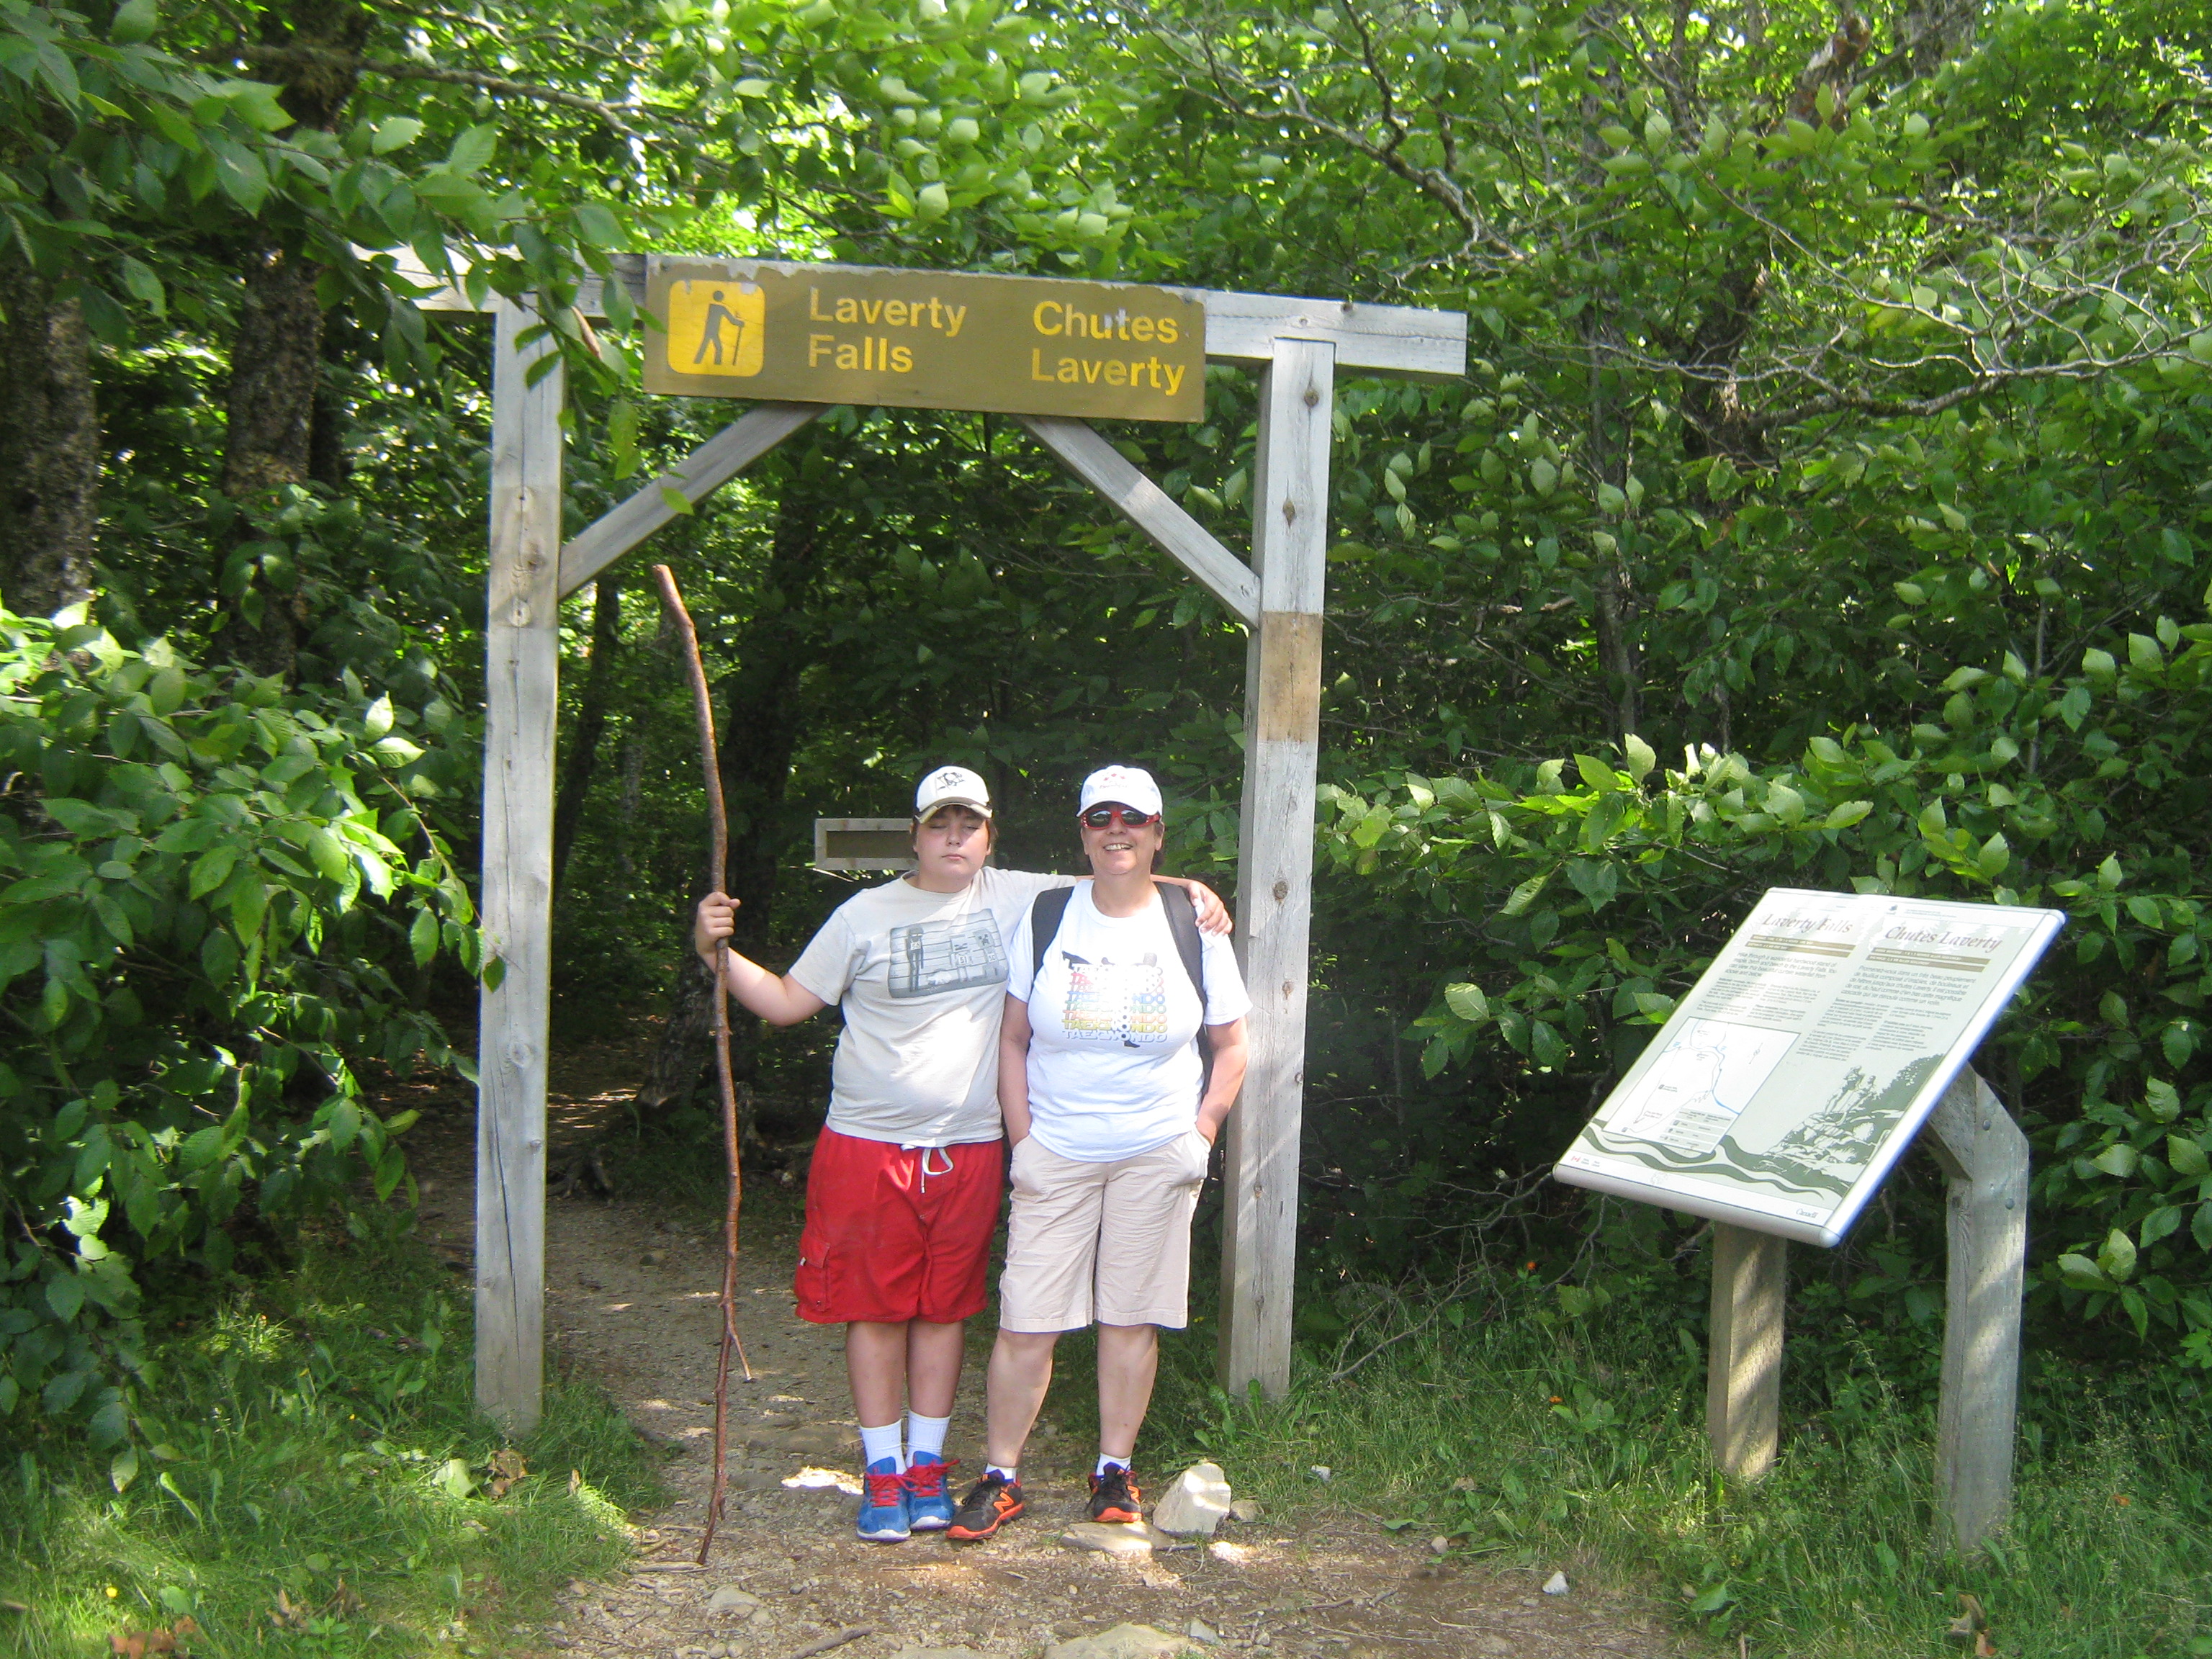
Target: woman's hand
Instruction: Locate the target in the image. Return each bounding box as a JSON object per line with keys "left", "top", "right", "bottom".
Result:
{"left": 1159, "top": 877, "right": 1232, "bottom": 935}
{"left": 694, "top": 891, "right": 738, "bottom": 962}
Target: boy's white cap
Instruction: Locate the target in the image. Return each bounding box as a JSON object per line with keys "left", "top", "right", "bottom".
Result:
{"left": 1077, "top": 764, "right": 1164, "bottom": 819}
{"left": 914, "top": 764, "right": 992, "bottom": 819}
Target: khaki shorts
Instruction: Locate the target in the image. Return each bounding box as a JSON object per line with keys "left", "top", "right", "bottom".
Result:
{"left": 998, "top": 1131, "right": 1211, "bottom": 1332}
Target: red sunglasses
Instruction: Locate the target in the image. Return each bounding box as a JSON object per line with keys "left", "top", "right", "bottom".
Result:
{"left": 1079, "top": 804, "right": 1161, "bottom": 830}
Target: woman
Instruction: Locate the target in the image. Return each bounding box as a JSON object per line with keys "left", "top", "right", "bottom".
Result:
{"left": 947, "top": 764, "right": 1250, "bottom": 1539}
{"left": 692, "top": 764, "right": 1227, "bottom": 1543}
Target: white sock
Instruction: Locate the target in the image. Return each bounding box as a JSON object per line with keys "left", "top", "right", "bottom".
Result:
{"left": 986, "top": 1462, "right": 1018, "bottom": 1483}
{"left": 1096, "top": 1452, "right": 1130, "bottom": 1478}
{"left": 907, "top": 1411, "right": 951, "bottom": 1462}
{"left": 860, "top": 1421, "right": 904, "bottom": 1471}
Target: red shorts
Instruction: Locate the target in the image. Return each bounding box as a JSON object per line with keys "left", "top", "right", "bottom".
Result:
{"left": 793, "top": 1128, "right": 1005, "bottom": 1326}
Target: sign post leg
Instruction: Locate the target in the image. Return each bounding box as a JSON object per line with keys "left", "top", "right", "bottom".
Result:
{"left": 476, "top": 301, "right": 565, "bottom": 1433}
{"left": 1219, "top": 337, "right": 1334, "bottom": 1400}
{"left": 1707, "top": 1223, "right": 1786, "bottom": 1479}
{"left": 1925, "top": 1069, "right": 2028, "bottom": 1554}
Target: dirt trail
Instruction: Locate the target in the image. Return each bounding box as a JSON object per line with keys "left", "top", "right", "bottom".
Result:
{"left": 403, "top": 1042, "right": 1687, "bottom": 1659}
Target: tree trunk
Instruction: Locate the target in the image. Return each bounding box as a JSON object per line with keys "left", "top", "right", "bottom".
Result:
{"left": 553, "top": 574, "right": 623, "bottom": 892}
{"left": 211, "top": 0, "right": 372, "bottom": 678}
{"left": 634, "top": 461, "right": 834, "bottom": 1122}
{"left": 0, "top": 261, "right": 99, "bottom": 618}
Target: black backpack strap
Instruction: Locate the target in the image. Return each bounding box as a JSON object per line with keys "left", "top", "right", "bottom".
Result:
{"left": 1030, "top": 886, "right": 1076, "bottom": 981}
{"left": 1153, "top": 881, "right": 1207, "bottom": 1017}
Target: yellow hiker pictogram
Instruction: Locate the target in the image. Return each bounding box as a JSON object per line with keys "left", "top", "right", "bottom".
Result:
{"left": 667, "top": 279, "right": 764, "bottom": 377}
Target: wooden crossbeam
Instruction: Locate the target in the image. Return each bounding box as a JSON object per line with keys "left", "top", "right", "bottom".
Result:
{"left": 400, "top": 252, "right": 1465, "bottom": 379}
{"left": 1016, "top": 415, "right": 1259, "bottom": 625}
{"left": 558, "top": 403, "right": 822, "bottom": 598}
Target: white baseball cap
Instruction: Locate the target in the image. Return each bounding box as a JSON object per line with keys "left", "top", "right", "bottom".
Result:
{"left": 1077, "top": 764, "right": 1164, "bottom": 820}
{"left": 914, "top": 764, "right": 992, "bottom": 819}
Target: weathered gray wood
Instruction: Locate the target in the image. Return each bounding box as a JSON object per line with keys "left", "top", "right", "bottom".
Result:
{"left": 1017, "top": 415, "right": 1259, "bottom": 624}
{"left": 1707, "top": 1223, "right": 1786, "bottom": 1480}
{"left": 558, "top": 403, "right": 822, "bottom": 598}
{"left": 1923, "top": 1066, "right": 2028, "bottom": 1554}
{"left": 394, "top": 250, "right": 1465, "bottom": 380}
{"left": 1219, "top": 336, "right": 1335, "bottom": 1399}
{"left": 477, "top": 300, "right": 565, "bottom": 1432}
{"left": 1184, "top": 290, "right": 1466, "bottom": 380}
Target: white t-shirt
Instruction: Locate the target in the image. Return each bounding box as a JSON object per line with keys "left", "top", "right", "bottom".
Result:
{"left": 788, "top": 866, "right": 1074, "bottom": 1146}
{"left": 1005, "top": 883, "right": 1252, "bottom": 1163}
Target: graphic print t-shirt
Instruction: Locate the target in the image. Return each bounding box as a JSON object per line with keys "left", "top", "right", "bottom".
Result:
{"left": 1005, "top": 884, "right": 1252, "bottom": 1162}
{"left": 788, "top": 866, "right": 1074, "bottom": 1146}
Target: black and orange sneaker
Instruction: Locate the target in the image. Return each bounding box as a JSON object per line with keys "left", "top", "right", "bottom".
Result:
{"left": 946, "top": 1471, "right": 1025, "bottom": 1540}
{"left": 1087, "top": 1463, "right": 1141, "bottom": 1524}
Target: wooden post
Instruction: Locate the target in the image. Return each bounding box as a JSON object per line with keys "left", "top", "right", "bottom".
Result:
{"left": 1707, "top": 1223, "right": 1786, "bottom": 1479}
{"left": 1923, "top": 1067, "right": 2028, "bottom": 1554}
{"left": 1219, "top": 337, "right": 1334, "bottom": 1398}
{"left": 476, "top": 301, "right": 565, "bottom": 1432}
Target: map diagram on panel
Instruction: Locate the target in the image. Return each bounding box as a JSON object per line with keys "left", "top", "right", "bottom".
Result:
{"left": 1605, "top": 1020, "right": 1798, "bottom": 1155}
{"left": 887, "top": 916, "right": 1007, "bottom": 1000}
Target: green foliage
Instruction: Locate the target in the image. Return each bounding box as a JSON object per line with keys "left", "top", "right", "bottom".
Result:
{"left": 1314, "top": 612, "right": 2212, "bottom": 1361}
{"left": 0, "top": 610, "right": 481, "bottom": 1438}
{"left": 1147, "top": 1284, "right": 2212, "bottom": 1659}
{"left": 0, "top": 1229, "right": 653, "bottom": 1658}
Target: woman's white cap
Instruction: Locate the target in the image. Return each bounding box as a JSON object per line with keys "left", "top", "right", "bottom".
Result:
{"left": 914, "top": 764, "right": 992, "bottom": 819}
{"left": 1078, "top": 764, "right": 1164, "bottom": 819}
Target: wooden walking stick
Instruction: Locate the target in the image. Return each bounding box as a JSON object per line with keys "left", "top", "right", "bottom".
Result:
{"left": 650, "top": 564, "right": 755, "bottom": 1565}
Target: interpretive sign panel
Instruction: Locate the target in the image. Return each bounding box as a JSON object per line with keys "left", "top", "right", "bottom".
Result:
{"left": 644, "top": 258, "right": 1206, "bottom": 422}
{"left": 1554, "top": 888, "right": 2063, "bottom": 1246}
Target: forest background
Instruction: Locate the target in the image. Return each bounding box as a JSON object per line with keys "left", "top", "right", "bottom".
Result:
{"left": 1, "top": 0, "right": 2211, "bottom": 1650}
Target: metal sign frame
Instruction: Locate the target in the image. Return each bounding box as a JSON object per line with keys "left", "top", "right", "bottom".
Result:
{"left": 424, "top": 253, "right": 1467, "bottom": 1435}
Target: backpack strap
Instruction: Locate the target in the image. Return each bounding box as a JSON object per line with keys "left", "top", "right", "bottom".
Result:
{"left": 1153, "top": 881, "right": 1208, "bottom": 1017}
{"left": 1029, "top": 886, "right": 1077, "bottom": 981}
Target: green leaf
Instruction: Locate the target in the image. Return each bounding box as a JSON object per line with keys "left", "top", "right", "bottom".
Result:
{"left": 2168, "top": 1135, "right": 2209, "bottom": 1179}
{"left": 2090, "top": 1143, "right": 2138, "bottom": 1178}
{"left": 1574, "top": 754, "right": 1617, "bottom": 792}
{"left": 1977, "top": 832, "right": 2010, "bottom": 878}
{"left": 110, "top": 1446, "right": 140, "bottom": 1492}
{"left": 2195, "top": 1203, "right": 2212, "bottom": 1253}
{"left": 1443, "top": 982, "right": 1489, "bottom": 1023}
{"left": 306, "top": 827, "right": 350, "bottom": 884}
{"left": 1565, "top": 858, "right": 1619, "bottom": 912}
{"left": 574, "top": 203, "right": 623, "bottom": 248}
{"left": 1823, "top": 800, "right": 1873, "bottom": 830}
{"left": 2142, "top": 1205, "right": 2184, "bottom": 1248}
{"left": 45, "top": 1272, "right": 84, "bottom": 1322}
{"left": 659, "top": 485, "right": 696, "bottom": 517}
{"left": 2057, "top": 1252, "right": 2110, "bottom": 1290}
{"left": 1500, "top": 868, "right": 1552, "bottom": 917}
{"left": 2098, "top": 1228, "right": 2138, "bottom": 1282}
{"left": 362, "top": 694, "right": 394, "bottom": 740}
{"left": 371, "top": 117, "right": 425, "bottom": 154}
{"left": 1621, "top": 733, "right": 1656, "bottom": 781}
{"left": 409, "top": 907, "right": 439, "bottom": 966}
{"left": 110, "top": 0, "right": 158, "bottom": 43}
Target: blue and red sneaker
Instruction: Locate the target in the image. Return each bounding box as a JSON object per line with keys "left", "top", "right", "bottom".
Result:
{"left": 856, "top": 1457, "right": 912, "bottom": 1542}
{"left": 904, "top": 1452, "right": 957, "bottom": 1532}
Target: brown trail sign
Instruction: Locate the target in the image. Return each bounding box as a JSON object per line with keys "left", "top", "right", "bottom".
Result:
{"left": 421, "top": 253, "right": 1465, "bottom": 1437}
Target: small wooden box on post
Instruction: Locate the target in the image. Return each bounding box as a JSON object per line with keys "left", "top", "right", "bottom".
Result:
{"left": 1552, "top": 887, "right": 2062, "bottom": 1553}
{"left": 437, "top": 254, "right": 1465, "bottom": 1435}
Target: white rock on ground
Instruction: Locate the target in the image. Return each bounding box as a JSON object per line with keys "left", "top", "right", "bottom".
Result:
{"left": 1043, "top": 1623, "right": 1191, "bottom": 1659}
{"left": 893, "top": 1649, "right": 985, "bottom": 1659}
{"left": 1542, "top": 1571, "right": 1570, "bottom": 1595}
{"left": 1187, "top": 1620, "right": 1220, "bottom": 1645}
{"left": 704, "top": 1588, "right": 760, "bottom": 1614}
{"left": 1151, "top": 1462, "right": 1233, "bottom": 1536}
{"left": 1059, "top": 1521, "right": 1176, "bottom": 1556}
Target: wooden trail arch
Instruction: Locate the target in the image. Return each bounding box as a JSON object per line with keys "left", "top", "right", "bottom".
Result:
{"left": 425, "top": 256, "right": 1467, "bottom": 1431}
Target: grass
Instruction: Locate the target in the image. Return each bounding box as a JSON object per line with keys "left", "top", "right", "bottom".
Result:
{"left": 1141, "top": 1287, "right": 2212, "bottom": 1659}
{"left": 0, "top": 1223, "right": 660, "bottom": 1659}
